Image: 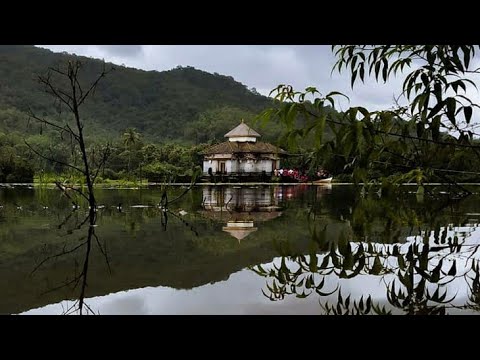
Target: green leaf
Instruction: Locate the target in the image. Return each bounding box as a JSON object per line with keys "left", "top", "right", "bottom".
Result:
{"left": 370, "top": 256, "right": 383, "bottom": 275}
{"left": 351, "top": 69, "right": 358, "bottom": 88}
{"left": 463, "top": 46, "right": 471, "bottom": 69}
{"left": 415, "top": 278, "right": 426, "bottom": 300}
{"left": 351, "top": 55, "right": 358, "bottom": 73}
{"left": 428, "top": 101, "right": 445, "bottom": 119}
{"left": 326, "top": 91, "right": 348, "bottom": 100}
{"left": 256, "top": 264, "right": 266, "bottom": 274}
{"left": 316, "top": 284, "right": 338, "bottom": 297}
{"left": 447, "top": 260, "right": 457, "bottom": 276}
{"left": 374, "top": 61, "right": 381, "bottom": 81}
{"left": 296, "top": 291, "right": 308, "bottom": 299}
{"left": 285, "top": 103, "right": 298, "bottom": 128}
{"left": 320, "top": 255, "right": 330, "bottom": 269}
{"left": 359, "top": 295, "right": 364, "bottom": 311}
{"left": 431, "top": 259, "right": 443, "bottom": 283}
{"left": 359, "top": 63, "right": 365, "bottom": 82}
{"left": 464, "top": 106, "right": 472, "bottom": 124}
{"left": 365, "top": 296, "right": 372, "bottom": 314}
{"left": 382, "top": 58, "right": 388, "bottom": 82}
{"left": 421, "top": 73, "right": 429, "bottom": 87}
{"left": 431, "top": 115, "right": 440, "bottom": 141}
{"left": 446, "top": 97, "right": 457, "bottom": 125}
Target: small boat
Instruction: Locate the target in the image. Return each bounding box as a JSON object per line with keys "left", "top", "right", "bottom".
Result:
{"left": 312, "top": 177, "right": 333, "bottom": 184}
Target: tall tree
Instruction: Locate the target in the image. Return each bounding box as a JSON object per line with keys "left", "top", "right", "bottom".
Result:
{"left": 122, "top": 127, "right": 141, "bottom": 177}
{"left": 26, "top": 59, "right": 114, "bottom": 209}
{"left": 261, "top": 45, "right": 480, "bottom": 195}
{"left": 26, "top": 59, "right": 114, "bottom": 315}
{"left": 123, "top": 127, "right": 141, "bottom": 149}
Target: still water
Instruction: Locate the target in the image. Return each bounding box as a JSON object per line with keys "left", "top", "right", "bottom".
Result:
{"left": 1, "top": 184, "right": 480, "bottom": 315}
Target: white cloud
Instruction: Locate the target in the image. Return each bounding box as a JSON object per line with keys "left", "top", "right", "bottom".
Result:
{"left": 36, "top": 45, "right": 480, "bottom": 114}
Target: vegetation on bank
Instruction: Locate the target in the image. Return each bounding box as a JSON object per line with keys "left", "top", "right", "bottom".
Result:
{"left": 0, "top": 45, "right": 286, "bottom": 184}
{"left": 3, "top": 45, "right": 480, "bottom": 186}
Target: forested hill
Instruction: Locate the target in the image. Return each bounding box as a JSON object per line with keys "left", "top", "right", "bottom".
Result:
{"left": 0, "top": 45, "right": 274, "bottom": 143}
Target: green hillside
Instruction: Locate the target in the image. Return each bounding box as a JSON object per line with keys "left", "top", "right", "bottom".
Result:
{"left": 0, "top": 45, "right": 277, "bottom": 143}
{"left": 0, "top": 46, "right": 347, "bottom": 183}
{"left": 0, "top": 45, "right": 296, "bottom": 182}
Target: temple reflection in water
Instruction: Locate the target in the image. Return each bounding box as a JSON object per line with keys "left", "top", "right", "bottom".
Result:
{"left": 199, "top": 186, "right": 283, "bottom": 241}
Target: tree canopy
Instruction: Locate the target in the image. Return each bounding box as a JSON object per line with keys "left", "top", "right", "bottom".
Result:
{"left": 261, "top": 45, "right": 480, "bottom": 189}
{"left": 0, "top": 45, "right": 274, "bottom": 144}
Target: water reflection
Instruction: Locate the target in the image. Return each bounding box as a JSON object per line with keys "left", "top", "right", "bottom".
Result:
{"left": 252, "top": 191, "right": 480, "bottom": 315}
{"left": 2, "top": 184, "right": 480, "bottom": 314}
{"left": 28, "top": 206, "right": 108, "bottom": 315}
{"left": 199, "top": 186, "right": 283, "bottom": 241}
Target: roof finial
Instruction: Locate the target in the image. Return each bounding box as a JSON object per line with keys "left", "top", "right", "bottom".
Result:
{"left": 241, "top": 119, "right": 244, "bottom": 123}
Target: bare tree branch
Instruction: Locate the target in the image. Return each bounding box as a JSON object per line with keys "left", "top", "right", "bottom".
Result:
{"left": 27, "top": 108, "right": 79, "bottom": 140}
{"left": 91, "top": 144, "right": 111, "bottom": 183}
{"left": 30, "top": 240, "right": 88, "bottom": 276}
{"left": 54, "top": 181, "right": 90, "bottom": 204}
{"left": 93, "top": 232, "right": 111, "bottom": 275}
{"left": 25, "top": 140, "right": 85, "bottom": 174}
{"left": 38, "top": 74, "right": 75, "bottom": 113}
{"left": 78, "top": 65, "right": 114, "bottom": 106}
{"left": 49, "top": 66, "right": 69, "bottom": 77}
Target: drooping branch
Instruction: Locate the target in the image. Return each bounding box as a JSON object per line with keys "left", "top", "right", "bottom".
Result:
{"left": 30, "top": 239, "right": 88, "bottom": 276}
{"left": 25, "top": 140, "right": 85, "bottom": 175}
{"left": 27, "top": 108, "right": 79, "bottom": 141}
{"left": 54, "top": 181, "right": 90, "bottom": 204}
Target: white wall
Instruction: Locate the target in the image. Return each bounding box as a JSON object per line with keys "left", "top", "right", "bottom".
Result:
{"left": 243, "top": 160, "right": 255, "bottom": 173}
{"left": 229, "top": 137, "right": 257, "bottom": 143}
{"left": 227, "top": 160, "right": 237, "bottom": 173}
{"left": 254, "top": 160, "right": 273, "bottom": 173}
{"left": 203, "top": 160, "right": 217, "bottom": 174}
{"left": 204, "top": 157, "right": 280, "bottom": 174}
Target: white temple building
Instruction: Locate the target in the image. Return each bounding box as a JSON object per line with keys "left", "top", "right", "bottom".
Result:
{"left": 202, "top": 120, "right": 287, "bottom": 177}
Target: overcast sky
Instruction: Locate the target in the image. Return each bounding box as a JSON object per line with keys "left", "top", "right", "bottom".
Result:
{"left": 36, "top": 45, "right": 478, "bottom": 113}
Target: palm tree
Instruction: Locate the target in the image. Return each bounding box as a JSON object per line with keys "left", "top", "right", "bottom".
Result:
{"left": 122, "top": 128, "right": 141, "bottom": 178}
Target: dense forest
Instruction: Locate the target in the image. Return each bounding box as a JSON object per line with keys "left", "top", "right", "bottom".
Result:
{"left": 0, "top": 46, "right": 278, "bottom": 142}
{"left": 0, "top": 46, "right": 349, "bottom": 184}
{"left": 0, "top": 45, "right": 291, "bottom": 183}
{"left": 3, "top": 45, "right": 480, "bottom": 185}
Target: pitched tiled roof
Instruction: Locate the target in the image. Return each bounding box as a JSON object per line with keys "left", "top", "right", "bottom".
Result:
{"left": 202, "top": 141, "right": 287, "bottom": 155}
{"left": 224, "top": 121, "right": 261, "bottom": 138}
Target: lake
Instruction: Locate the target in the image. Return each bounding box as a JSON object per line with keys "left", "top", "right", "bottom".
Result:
{"left": 1, "top": 184, "right": 480, "bottom": 315}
